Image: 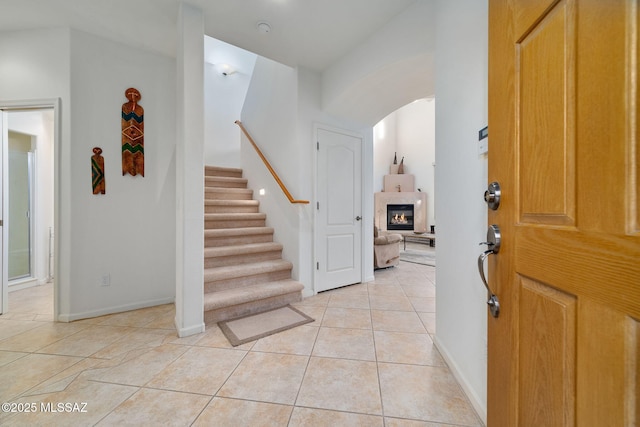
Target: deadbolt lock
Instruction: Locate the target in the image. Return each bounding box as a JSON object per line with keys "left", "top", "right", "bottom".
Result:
{"left": 484, "top": 181, "right": 501, "bottom": 210}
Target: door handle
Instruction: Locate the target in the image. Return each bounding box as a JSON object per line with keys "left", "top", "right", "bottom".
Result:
{"left": 478, "top": 224, "right": 501, "bottom": 318}
{"left": 355, "top": 216, "right": 362, "bottom": 221}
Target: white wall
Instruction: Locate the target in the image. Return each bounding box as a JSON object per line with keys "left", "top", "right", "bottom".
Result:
{"left": 297, "top": 67, "right": 375, "bottom": 288}
{"left": 0, "top": 28, "right": 71, "bottom": 317}
{"left": 175, "top": 3, "right": 205, "bottom": 337}
{"left": 204, "top": 37, "right": 256, "bottom": 168}
{"left": 0, "top": 28, "right": 177, "bottom": 321}
{"left": 373, "top": 99, "right": 436, "bottom": 228}
{"left": 373, "top": 113, "right": 398, "bottom": 192}
{"left": 240, "top": 56, "right": 303, "bottom": 283}
{"left": 240, "top": 58, "right": 375, "bottom": 294}
{"left": 434, "top": 0, "right": 489, "bottom": 422}
{"left": 322, "top": 0, "right": 436, "bottom": 126}
{"left": 67, "top": 29, "right": 176, "bottom": 320}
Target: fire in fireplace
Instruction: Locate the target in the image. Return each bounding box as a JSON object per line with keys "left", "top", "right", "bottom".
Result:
{"left": 387, "top": 204, "right": 414, "bottom": 230}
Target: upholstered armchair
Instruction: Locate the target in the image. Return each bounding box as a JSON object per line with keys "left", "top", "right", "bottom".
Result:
{"left": 374, "top": 227, "right": 402, "bottom": 269}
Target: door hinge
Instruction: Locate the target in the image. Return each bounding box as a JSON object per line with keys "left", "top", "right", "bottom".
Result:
{"left": 317, "top": 201, "right": 320, "bottom": 210}
{"left": 316, "top": 262, "right": 319, "bottom": 270}
{"left": 317, "top": 141, "right": 319, "bottom": 150}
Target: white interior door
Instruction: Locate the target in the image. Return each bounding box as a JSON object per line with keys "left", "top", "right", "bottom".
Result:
{"left": 315, "top": 127, "right": 362, "bottom": 292}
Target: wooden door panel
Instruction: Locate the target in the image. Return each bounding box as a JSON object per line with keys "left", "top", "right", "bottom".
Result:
{"left": 515, "top": 0, "right": 558, "bottom": 37}
{"left": 518, "top": 0, "right": 575, "bottom": 225}
{"left": 515, "top": 227, "right": 640, "bottom": 319}
{"left": 628, "top": 318, "right": 640, "bottom": 425}
{"left": 633, "top": 2, "right": 640, "bottom": 234}
{"left": 576, "top": 0, "right": 628, "bottom": 233}
{"left": 576, "top": 300, "right": 629, "bottom": 425}
{"left": 519, "top": 278, "right": 576, "bottom": 426}
{"left": 489, "top": 0, "right": 640, "bottom": 425}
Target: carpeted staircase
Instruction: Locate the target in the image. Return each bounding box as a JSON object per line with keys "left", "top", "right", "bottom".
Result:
{"left": 203, "top": 166, "right": 304, "bottom": 324}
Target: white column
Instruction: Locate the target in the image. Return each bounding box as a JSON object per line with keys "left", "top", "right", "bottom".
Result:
{"left": 175, "top": 2, "right": 205, "bottom": 337}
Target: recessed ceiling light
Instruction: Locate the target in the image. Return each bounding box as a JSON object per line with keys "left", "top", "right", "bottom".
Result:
{"left": 256, "top": 21, "right": 271, "bottom": 34}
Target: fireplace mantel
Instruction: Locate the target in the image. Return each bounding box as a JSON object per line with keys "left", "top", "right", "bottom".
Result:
{"left": 374, "top": 191, "right": 427, "bottom": 233}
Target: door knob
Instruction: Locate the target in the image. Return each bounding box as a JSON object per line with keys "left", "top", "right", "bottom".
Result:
{"left": 478, "top": 224, "right": 501, "bottom": 317}
{"left": 355, "top": 216, "right": 362, "bottom": 221}
{"left": 484, "top": 181, "right": 501, "bottom": 210}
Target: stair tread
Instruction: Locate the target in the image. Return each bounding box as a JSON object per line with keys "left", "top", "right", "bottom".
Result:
{"left": 205, "top": 242, "right": 283, "bottom": 258}
{"left": 205, "top": 165, "right": 243, "bottom": 174}
{"left": 203, "top": 279, "right": 304, "bottom": 311}
{"left": 205, "top": 212, "right": 266, "bottom": 219}
{"left": 205, "top": 187, "right": 253, "bottom": 193}
{"left": 205, "top": 259, "right": 292, "bottom": 282}
{"left": 205, "top": 227, "right": 274, "bottom": 237}
{"left": 205, "top": 176, "right": 247, "bottom": 182}
{"left": 205, "top": 200, "right": 259, "bottom": 206}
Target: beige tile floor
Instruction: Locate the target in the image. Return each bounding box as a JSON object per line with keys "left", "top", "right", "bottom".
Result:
{"left": 0, "top": 253, "right": 483, "bottom": 426}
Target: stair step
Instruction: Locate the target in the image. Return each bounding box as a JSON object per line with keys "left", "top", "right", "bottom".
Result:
{"left": 204, "top": 242, "right": 283, "bottom": 268}
{"left": 205, "top": 187, "right": 253, "bottom": 200}
{"left": 205, "top": 165, "right": 243, "bottom": 178}
{"left": 205, "top": 200, "right": 260, "bottom": 214}
{"left": 205, "top": 227, "right": 274, "bottom": 247}
{"left": 205, "top": 176, "right": 248, "bottom": 189}
{"left": 204, "top": 260, "right": 293, "bottom": 293}
{"left": 205, "top": 213, "right": 266, "bottom": 229}
{"left": 202, "top": 165, "right": 304, "bottom": 326}
{"left": 203, "top": 279, "right": 304, "bottom": 324}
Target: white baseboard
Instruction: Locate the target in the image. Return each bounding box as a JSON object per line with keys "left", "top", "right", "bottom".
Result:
{"left": 8, "top": 278, "right": 39, "bottom": 292}
{"left": 57, "top": 297, "right": 175, "bottom": 323}
{"left": 176, "top": 319, "right": 205, "bottom": 337}
{"left": 433, "top": 335, "right": 487, "bottom": 425}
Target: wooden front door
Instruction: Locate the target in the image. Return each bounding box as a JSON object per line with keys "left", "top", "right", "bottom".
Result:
{"left": 488, "top": 0, "right": 640, "bottom": 425}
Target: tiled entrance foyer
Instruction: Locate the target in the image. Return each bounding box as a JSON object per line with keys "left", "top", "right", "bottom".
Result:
{"left": 0, "top": 258, "right": 482, "bottom": 426}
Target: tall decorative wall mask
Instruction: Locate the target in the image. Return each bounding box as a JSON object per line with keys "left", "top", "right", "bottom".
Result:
{"left": 91, "top": 147, "right": 106, "bottom": 194}
{"left": 121, "top": 87, "right": 144, "bottom": 176}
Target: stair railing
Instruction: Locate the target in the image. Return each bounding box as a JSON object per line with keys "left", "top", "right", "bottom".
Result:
{"left": 235, "top": 120, "right": 309, "bottom": 204}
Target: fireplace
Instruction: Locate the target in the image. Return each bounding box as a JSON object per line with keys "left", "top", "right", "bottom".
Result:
{"left": 387, "top": 204, "right": 414, "bottom": 230}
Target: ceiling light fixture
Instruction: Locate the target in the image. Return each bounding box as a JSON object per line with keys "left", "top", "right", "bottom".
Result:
{"left": 256, "top": 21, "right": 271, "bottom": 34}
{"left": 216, "top": 63, "right": 236, "bottom": 76}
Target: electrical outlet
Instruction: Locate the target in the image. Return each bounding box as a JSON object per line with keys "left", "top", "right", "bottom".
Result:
{"left": 100, "top": 274, "right": 111, "bottom": 286}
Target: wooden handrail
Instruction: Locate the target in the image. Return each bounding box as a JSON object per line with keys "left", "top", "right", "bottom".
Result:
{"left": 235, "top": 120, "right": 310, "bottom": 204}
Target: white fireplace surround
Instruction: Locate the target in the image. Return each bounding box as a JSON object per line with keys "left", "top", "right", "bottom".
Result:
{"left": 375, "top": 191, "right": 427, "bottom": 233}
{"left": 375, "top": 172, "right": 427, "bottom": 233}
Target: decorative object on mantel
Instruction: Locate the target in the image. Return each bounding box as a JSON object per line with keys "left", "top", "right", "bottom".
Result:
{"left": 397, "top": 156, "right": 405, "bottom": 174}
{"left": 390, "top": 152, "right": 400, "bottom": 174}
{"left": 91, "top": 147, "right": 106, "bottom": 194}
{"left": 121, "top": 87, "right": 144, "bottom": 176}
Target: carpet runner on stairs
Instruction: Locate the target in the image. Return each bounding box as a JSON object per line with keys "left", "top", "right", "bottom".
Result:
{"left": 203, "top": 166, "right": 304, "bottom": 325}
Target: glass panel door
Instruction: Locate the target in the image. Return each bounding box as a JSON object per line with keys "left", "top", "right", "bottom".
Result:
{"left": 8, "top": 132, "right": 32, "bottom": 280}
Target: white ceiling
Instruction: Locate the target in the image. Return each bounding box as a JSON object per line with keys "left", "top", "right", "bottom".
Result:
{"left": 0, "top": 0, "right": 417, "bottom": 72}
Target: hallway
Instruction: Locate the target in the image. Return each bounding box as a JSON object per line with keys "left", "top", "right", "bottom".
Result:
{"left": 0, "top": 258, "right": 482, "bottom": 426}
